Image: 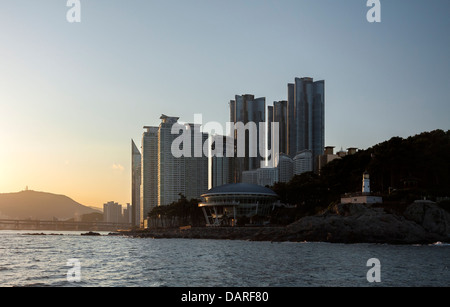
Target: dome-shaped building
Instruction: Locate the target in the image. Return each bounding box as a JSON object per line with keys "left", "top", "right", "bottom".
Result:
{"left": 199, "top": 183, "right": 279, "bottom": 226}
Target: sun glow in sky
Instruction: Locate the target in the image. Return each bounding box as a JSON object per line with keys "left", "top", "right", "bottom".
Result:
{"left": 0, "top": 0, "right": 449, "bottom": 208}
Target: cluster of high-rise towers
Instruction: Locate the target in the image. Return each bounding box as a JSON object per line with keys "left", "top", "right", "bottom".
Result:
{"left": 131, "top": 77, "right": 325, "bottom": 227}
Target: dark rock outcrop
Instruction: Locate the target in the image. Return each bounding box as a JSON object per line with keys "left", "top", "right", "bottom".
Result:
{"left": 81, "top": 231, "right": 101, "bottom": 236}
{"left": 403, "top": 200, "right": 450, "bottom": 237}
{"left": 281, "top": 203, "right": 445, "bottom": 244}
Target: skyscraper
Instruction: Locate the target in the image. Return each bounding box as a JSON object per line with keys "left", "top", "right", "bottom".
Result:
{"left": 210, "top": 134, "right": 233, "bottom": 188}
{"left": 184, "top": 123, "right": 209, "bottom": 201}
{"left": 156, "top": 115, "right": 209, "bottom": 207}
{"left": 131, "top": 139, "right": 141, "bottom": 227}
{"left": 289, "top": 77, "right": 325, "bottom": 171}
{"left": 267, "top": 105, "right": 273, "bottom": 159}
{"left": 273, "top": 100, "right": 288, "bottom": 155}
{"left": 294, "top": 77, "right": 314, "bottom": 154}
{"left": 229, "top": 94, "right": 266, "bottom": 183}
{"left": 141, "top": 126, "right": 158, "bottom": 224}
{"left": 312, "top": 80, "right": 325, "bottom": 167}
{"left": 140, "top": 115, "right": 209, "bottom": 223}
{"left": 287, "top": 83, "right": 295, "bottom": 157}
{"left": 158, "top": 115, "right": 185, "bottom": 207}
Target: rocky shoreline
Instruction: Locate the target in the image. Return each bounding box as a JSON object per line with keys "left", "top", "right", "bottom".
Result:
{"left": 115, "top": 201, "right": 450, "bottom": 245}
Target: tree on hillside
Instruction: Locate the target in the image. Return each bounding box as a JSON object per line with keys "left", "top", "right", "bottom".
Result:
{"left": 367, "top": 129, "right": 450, "bottom": 197}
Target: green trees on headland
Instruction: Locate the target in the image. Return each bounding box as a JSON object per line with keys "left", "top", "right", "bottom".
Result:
{"left": 325, "top": 129, "right": 449, "bottom": 199}
{"left": 271, "top": 130, "right": 450, "bottom": 224}
{"left": 366, "top": 129, "right": 450, "bottom": 198}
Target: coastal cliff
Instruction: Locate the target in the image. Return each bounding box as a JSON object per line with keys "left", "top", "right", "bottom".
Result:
{"left": 274, "top": 201, "right": 450, "bottom": 244}
{"left": 118, "top": 201, "right": 450, "bottom": 244}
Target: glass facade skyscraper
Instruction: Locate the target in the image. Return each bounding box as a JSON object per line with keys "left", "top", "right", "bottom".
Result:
{"left": 229, "top": 77, "right": 324, "bottom": 186}
{"left": 211, "top": 134, "right": 233, "bottom": 188}
{"left": 131, "top": 139, "right": 141, "bottom": 227}
{"left": 141, "top": 126, "right": 158, "bottom": 224}
{"left": 286, "top": 77, "right": 325, "bottom": 172}
{"left": 273, "top": 100, "right": 288, "bottom": 155}
{"left": 184, "top": 123, "right": 209, "bottom": 201}
{"left": 312, "top": 80, "right": 325, "bottom": 166}
{"left": 294, "top": 77, "right": 314, "bottom": 153}
{"left": 287, "top": 83, "right": 296, "bottom": 157}
{"left": 229, "top": 94, "right": 266, "bottom": 183}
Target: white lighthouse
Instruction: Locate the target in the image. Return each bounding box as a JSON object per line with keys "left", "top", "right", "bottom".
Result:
{"left": 341, "top": 171, "right": 382, "bottom": 204}
{"left": 362, "top": 171, "right": 370, "bottom": 194}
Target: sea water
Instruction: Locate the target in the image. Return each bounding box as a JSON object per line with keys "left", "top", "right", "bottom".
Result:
{"left": 0, "top": 230, "right": 448, "bottom": 287}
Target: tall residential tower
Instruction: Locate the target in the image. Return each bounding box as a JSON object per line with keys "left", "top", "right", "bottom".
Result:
{"left": 287, "top": 77, "right": 325, "bottom": 171}
{"left": 141, "top": 126, "right": 158, "bottom": 224}
{"left": 229, "top": 94, "right": 266, "bottom": 183}
{"left": 131, "top": 139, "right": 141, "bottom": 227}
{"left": 139, "top": 115, "right": 209, "bottom": 224}
{"left": 158, "top": 115, "right": 184, "bottom": 207}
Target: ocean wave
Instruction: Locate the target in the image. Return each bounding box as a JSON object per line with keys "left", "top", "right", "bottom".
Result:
{"left": 431, "top": 241, "right": 450, "bottom": 246}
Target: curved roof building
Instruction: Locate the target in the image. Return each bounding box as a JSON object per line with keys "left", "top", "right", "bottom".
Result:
{"left": 199, "top": 183, "right": 279, "bottom": 226}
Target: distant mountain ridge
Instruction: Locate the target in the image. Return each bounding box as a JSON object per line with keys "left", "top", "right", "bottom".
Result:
{"left": 0, "top": 190, "right": 100, "bottom": 220}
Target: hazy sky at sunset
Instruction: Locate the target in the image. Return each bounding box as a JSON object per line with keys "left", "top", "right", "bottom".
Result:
{"left": 0, "top": 0, "right": 449, "bottom": 208}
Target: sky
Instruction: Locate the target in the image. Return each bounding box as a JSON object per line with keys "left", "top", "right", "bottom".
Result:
{"left": 0, "top": 0, "right": 449, "bottom": 208}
